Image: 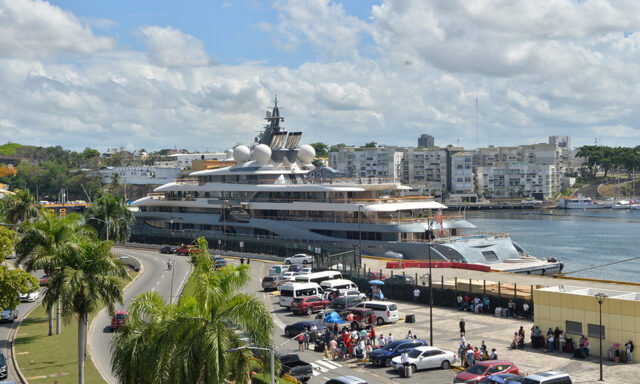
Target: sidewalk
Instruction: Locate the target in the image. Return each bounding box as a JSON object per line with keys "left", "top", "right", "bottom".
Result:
{"left": 384, "top": 300, "right": 639, "bottom": 383}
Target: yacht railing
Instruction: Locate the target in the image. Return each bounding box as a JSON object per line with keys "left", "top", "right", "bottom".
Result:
{"left": 172, "top": 176, "right": 399, "bottom": 186}
{"left": 403, "top": 232, "right": 510, "bottom": 244}
{"left": 144, "top": 194, "right": 440, "bottom": 205}
{"left": 247, "top": 213, "right": 463, "bottom": 225}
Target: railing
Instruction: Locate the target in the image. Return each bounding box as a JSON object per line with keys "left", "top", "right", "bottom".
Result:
{"left": 171, "top": 176, "right": 400, "bottom": 186}
{"left": 140, "top": 194, "right": 442, "bottom": 206}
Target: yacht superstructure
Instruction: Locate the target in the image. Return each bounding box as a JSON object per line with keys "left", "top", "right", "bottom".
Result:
{"left": 131, "top": 99, "right": 562, "bottom": 275}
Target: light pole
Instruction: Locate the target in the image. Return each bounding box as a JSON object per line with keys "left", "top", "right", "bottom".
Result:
{"left": 358, "top": 204, "right": 362, "bottom": 256}
{"left": 595, "top": 292, "right": 607, "bottom": 381}
{"left": 227, "top": 345, "right": 275, "bottom": 384}
{"left": 222, "top": 200, "right": 228, "bottom": 251}
{"left": 427, "top": 215, "right": 433, "bottom": 346}
{"left": 89, "top": 216, "right": 125, "bottom": 242}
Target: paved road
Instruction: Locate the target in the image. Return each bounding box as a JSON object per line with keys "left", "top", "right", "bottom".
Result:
{"left": 87, "top": 248, "right": 191, "bottom": 384}
{"left": 0, "top": 268, "right": 44, "bottom": 383}
{"left": 245, "top": 260, "right": 456, "bottom": 384}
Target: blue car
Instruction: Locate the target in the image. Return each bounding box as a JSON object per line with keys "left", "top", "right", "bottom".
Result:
{"left": 369, "top": 339, "right": 427, "bottom": 366}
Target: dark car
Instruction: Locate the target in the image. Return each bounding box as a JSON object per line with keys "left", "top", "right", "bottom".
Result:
{"left": 369, "top": 339, "right": 428, "bottom": 367}
{"left": 330, "top": 296, "right": 364, "bottom": 310}
{"left": 479, "top": 373, "right": 525, "bottom": 383}
{"left": 0, "top": 351, "right": 7, "bottom": 379}
{"left": 159, "top": 246, "right": 176, "bottom": 254}
{"left": 284, "top": 321, "right": 327, "bottom": 342}
{"left": 340, "top": 308, "right": 376, "bottom": 330}
{"left": 291, "top": 296, "right": 331, "bottom": 315}
{"left": 324, "top": 376, "right": 368, "bottom": 384}
{"left": 454, "top": 361, "right": 519, "bottom": 383}
{"left": 214, "top": 259, "right": 227, "bottom": 270}
{"left": 386, "top": 274, "right": 415, "bottom": 284}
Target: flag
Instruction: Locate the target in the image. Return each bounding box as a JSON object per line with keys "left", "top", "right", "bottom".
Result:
{"left": 436, "top": 211, "right": 444, "bottom": 235}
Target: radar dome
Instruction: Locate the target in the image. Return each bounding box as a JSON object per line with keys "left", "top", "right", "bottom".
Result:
{"left": 297, "top": 144, "right": 315, "bottom": 164}
{"left": 252, "top": 144, "right": 272, "bottom": 164}
{"left": 233, "top": 145, "right": 251, "bottom": 163}
{"left": 224, "top": 149, "right": 233, "bottom": 160}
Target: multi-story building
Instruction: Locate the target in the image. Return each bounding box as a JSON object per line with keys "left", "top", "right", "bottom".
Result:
{"left": 476, "top": 163, "right": 557, "bottom": 198}
{"left": 400, "top": 147, "right": 447, "bottom": 196}
{"left": 549, "top": 135, "right": 571, "bottom": 149}
{"left": 98, "top": 166, "right": 182, "bottom": 185}
{"left": 449, "top": 150, "right": 475, "bottom": 195}
{"left": 418, "top": 134, "right": 434, "bottom": 148}
{"left": 154, "top": 152, "right": 228, "bottom": 169}
{"left": 328, "top": 146, "right": 404, "bottom": 180}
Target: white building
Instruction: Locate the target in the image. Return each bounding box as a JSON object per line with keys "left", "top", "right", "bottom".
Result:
{"left": 155, "top": 153, "right": 227, "bottom": 169}
{"left": 328, "top": 147, "right": 404, "bottom": 180}
{"left": 98, "top": 166, "right": 182, "bottom": 185}
{"left": 401, "top": 147, "right": 447, "bottom": 196}
{"left": 476, "top": 163, "right": 558, "bottom": 198}
{"left": 449, "top": 151, "right": 475, "bottom": 195}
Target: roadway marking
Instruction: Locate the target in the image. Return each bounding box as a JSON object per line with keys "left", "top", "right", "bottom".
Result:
{"left": 309, "top": 359, "right": 341, "bottom": 376}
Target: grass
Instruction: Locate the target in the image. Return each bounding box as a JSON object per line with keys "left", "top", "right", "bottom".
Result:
{"left": 14, "top": 305, "right": 106, "bottom": 384}
{"left": 0, "top": 142, "right": 25, "bottom": 156}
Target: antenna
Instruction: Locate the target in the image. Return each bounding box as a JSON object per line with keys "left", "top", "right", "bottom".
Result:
{"left": 475, "top": 94, "right": 479, "bottom": 150}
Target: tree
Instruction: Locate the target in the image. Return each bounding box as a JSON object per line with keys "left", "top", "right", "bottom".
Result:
{"left": 328, "top": 143, "right": 347, "bottom": 152}
{"left": 81, "top": 147, "right": 100, "bottom": 159}
{"left": 0, "top": 227, "right": 38, "bottom": 311}
{"left": 16, "top": 211, "right": 90, "bottom": 336}
{"left": 309, "top": 142, "right": 328, "bottom": 157}
{"left": 111, "top": 239, "right": 274, "bottom": 384}
{"left": 364, "top": 141, "right": 377, "bottom": 148}
{"left": 2, "top": 188, "right": 40, "bottom": 224}
{"left": 54, "top": 239, "right": 126, "bottom": 384}
{"left": 84, "top": 194, "right": 135, "bottom": 244}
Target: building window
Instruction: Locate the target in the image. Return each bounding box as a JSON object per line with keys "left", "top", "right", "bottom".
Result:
{"left": 588, "top": 323, "right": 605, "bottom": 339}
{"left": 566, "top": 320, "right": 582, "bottom": 335}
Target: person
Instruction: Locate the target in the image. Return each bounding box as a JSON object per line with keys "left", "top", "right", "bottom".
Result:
{"left": 359, "top": 328, "right": 367, "bottom": 342}
{"left": 370, "top": 327, "right": 376, "bottom": 347}
{"left": 378, "top": 334, "right": 386, "bottom": 347}
{"left": 240, "top": 256, "right": 244, "bottom": 264}
{"left": 413, "top": 287, "right": 420, "bottom": 303}
{"left": 554, "top": 327, "right": 562, "bottom": 351}
{"left": 522, "top": 301, "right": 530, "bottom": 319}
{"left": 311, "top": 323, "right": 318, "bottom": 339}
{"left": 625, "top": 340, "right": 634, "bottom": 363}
{"left": 401, "top": 350, "right": 409, "bottom": 369}
{"left": 323, "top": 328, "right": 332, "bottom": 349}
{"left": 460, "top": 335, "right": 467, "bottom": 348}
{"left": 480, "top": 340, "right": 487, "bottom": 354}
{"left": 246, "top": 257, "right": 250, "bottom": 264}
{"left": 457, "top": 294, "right": 464, "bottom": 311}
{"left": 303, "top": 328, "right": 310, "bottom": 350}
{"left": 558, "top": 331, "right": 566, "bottom": 352}
{"left": 298, "top": 332, "right": 304, "bottom": 351}
{"left": 490, "top": 348, "right": 497, "bottom": 360}
{"left": 347, "top": 312, "right": 354, "bottom": 322}
{"left": 583, "top": 337, "right": 590, "bottom": 358}
{"left": 473, "top": 297, "right": 481, "bottom": 313}
{"left": 466, "top": 346, "right": 475, "bottom": 367}
{"left": 459, "top": 318, "right": 466, "bottom": 336}
{"left": 547, "top": 332, "right": 555, "bottom": 353}
{"left": 483, "top": 296, "right": 490, "bottom": 314}
{"left": 388, "top": 333, "right": 394, "bottom": 342}
{"left": 512, "top": 332, "right": 519, "bottom": 349}
{"left": 329, "top": 338, "right": 338, "bottom": 360}
{"left": 507, "top": 299, "right": 515, "bottom": 318}
{"left": 406, "top": 330, "right": 413, "bottom": 339}
{"left": 474, "top": 347, "right": 481, "bottom": 361}
{"left": 167, "top": 259, "right": 172, "bottom": 270}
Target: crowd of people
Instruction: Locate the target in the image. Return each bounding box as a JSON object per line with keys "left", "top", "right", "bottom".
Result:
{"left": 458, "top": 334, "right": 499, "bottom": 367}
{"left": 321, "top": 324, "right": 383, "bottom": 360}
{"left": 456, "top": 294, "right": 531, "bottom": 319}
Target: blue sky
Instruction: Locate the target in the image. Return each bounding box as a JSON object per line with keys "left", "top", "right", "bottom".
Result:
{"left": 0, "top": 0, "right": 639, "bottom": 152}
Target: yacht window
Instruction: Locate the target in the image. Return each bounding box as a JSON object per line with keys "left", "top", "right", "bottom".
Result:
{"left": 481, "top": 251, "right": 498, "bottom": 262}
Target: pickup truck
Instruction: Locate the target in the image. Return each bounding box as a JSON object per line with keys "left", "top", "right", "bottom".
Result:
{"left": 315, "top": 308, "right": 376, "bottom": 331}
{"left": 280, "top": 353, "right": 313, "bottom": 382}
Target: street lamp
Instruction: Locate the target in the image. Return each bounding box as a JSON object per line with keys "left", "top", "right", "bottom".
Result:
{"left": 227, "top": 345, "right": 276, "bottom": 384}
{"left": 595, "top": 292, "right": 607, "bottom": 381}
{"left": 88, "top": 216, "right": 125, "bottom": 242}
{"left": 427, "top": 216, "right": 433, "bottom": 347}
{"left": 358, "top": 204, "right": 363, "bottom": 256}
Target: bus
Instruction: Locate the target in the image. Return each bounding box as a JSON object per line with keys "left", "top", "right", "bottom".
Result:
{"left": 293, "top": 271, "right": 342, "bottom": 285}
{"left": 279, "top": 282, "right": 324, "bottom": 308}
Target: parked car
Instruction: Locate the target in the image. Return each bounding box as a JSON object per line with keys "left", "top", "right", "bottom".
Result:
{"left": 351, "top": 301, "right": 399, "bottom": 325}
{"left": 391, "top": 346, "right": 456, "bottom": 373}
{"left": 262, "top": 276, "right": 281, "bottom": 291}
{"left": 159, "top": 246, "right": 176, "bottom": 254}
{"left": 324, "top": 376, "right": 367, "bottom": 384}
{"left": 337, "top": 289, "right": 367, "bottom": 301}
{"left": 39, "top": 275, "right": 51, "bottom": 286}
{"left": 330, "top": 296, "right": 364, "bottom": 310}
{"left": 0, "top": 309, "right": 18, "bottom": 323}
{"left": 279, "top": 272, "right": 296, "bottom": 284}
{"left": 521, "top": 371, "right": 572, "bottom": 384}
{"left": 0, "top": 351, "right": 7, "bottom": 379}
{"left": 298, "top": 267, "right": 312, "bottom": 274}
{"left": 286, "top": 264, "right": 304, "bottom": 272}
{"left": 386, "top": 274, "right": 415, "bottom": 284}
{"left": 291, "top": 296, "right": 331, "bottom": 315}
{"left": 19, "top": 290, "right": 40, "bottom": 303}
{"left": 111, "top": 310, "right": 129, "bottom": 331}
{"left": 176, "top": 245, "right": 199, "bottom": 255}
{"left": 340, "top": 307, "right": 377, "bottom": 330}
{"left": 369, "top": 339, "right": 428, "bottom": 367}
{"left": 284, "top": 321, "right": 326, "bottom": 342}
{"left": 280, "top": 353, "right": 313, "bottom": 382}
{"left": 479, "top": 374, "right": 526, "bottom": 383}
{"left": 369, "top": 272, "right": 386, "bottom": 280}
{"left": 214, "top": 259, "right": 227, "bottom": 269}
{"left": 454, "top": 361, "right": 519, "bottom": 383}
{"left": 284, "top": 254, "right": 313, "bottom": 265}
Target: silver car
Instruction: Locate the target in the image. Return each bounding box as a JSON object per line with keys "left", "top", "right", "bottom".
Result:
{"left": 0, "top": 309, "right": 18, "bottom": 323}
{"left": 261, "top": 276, "right": 280, "bottom": 291}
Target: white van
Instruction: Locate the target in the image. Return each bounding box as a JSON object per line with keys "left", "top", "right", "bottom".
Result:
{"left": 352, "top": 301, "right": 399, "bottom": 325}
{"left": 320, "top": 279, "right": 358, "bottom": 292}
{"left": 293, "top": 271, "right": 342, "bottom": 285}
{"left": 279, "top": 282, "right": 324, "bottom": 308}
{"left": 268, "top": 265, "right": 288, "bottom": 276}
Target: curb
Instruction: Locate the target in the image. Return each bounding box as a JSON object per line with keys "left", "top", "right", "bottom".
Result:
{"left": 88, "top": 253, "right": 146, "bottom": 384}
{"left": 11, "top": 298, "right": 42, "bottom": 384}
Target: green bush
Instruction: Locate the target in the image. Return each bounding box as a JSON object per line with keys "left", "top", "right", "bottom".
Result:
{"left": 251, "top": 372, "right": 289, "bottom": 384}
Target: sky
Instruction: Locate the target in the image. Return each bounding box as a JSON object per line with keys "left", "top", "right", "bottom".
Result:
{"left": 1, "top": 0, "right": 640, "bottom": 153}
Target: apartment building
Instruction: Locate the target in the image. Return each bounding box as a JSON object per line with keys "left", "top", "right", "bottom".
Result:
{"left": 154, "top": 152, "right": 228, "bottom": 169}
{"left": 476, "top": 163, "right": 558, "bottom": 198}
{"left": 98, "top": 166, "right": 181, "bottom": 185}
{"left": 328, "top": 146, "right": 404, "bottom": 180}
{"left": 401, "top": 147, "right": 447, "bottom": 196}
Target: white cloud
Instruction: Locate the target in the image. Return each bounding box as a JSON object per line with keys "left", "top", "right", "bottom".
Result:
{"left": 0, "top": 0, "right": 113, "bottom": 59}
{"left": 139, "top": 26, "right": 212, "bottom": 67}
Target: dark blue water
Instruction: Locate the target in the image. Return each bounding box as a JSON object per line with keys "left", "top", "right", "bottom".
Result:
{"left": 465, "top": 209, "right": 640, "bottom": 283}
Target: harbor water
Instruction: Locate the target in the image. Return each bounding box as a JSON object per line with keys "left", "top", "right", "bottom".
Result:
{"left": 465, "top": 209, "right": 640, "bottom": 283}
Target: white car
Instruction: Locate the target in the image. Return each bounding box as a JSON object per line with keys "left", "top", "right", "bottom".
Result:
{"left": 278, "top": 272, "right": 296, "bottom": 284}
{"left": 338, "top": 289, "right": 367, "bottom": 300}
{"left": 20, "top": 290, "right": 40, "bottom": 303}
{"left": 391, "top": 346, "right": 456, "bottom": 373}
{"left": 284, "top": 254, "right": 313, "bottom": 265}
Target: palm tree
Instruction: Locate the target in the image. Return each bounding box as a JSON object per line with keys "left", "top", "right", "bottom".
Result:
{"left": 111, "top": 248, "right": 274, "bottom": 384}
{"left": 84, "top": 194, "right": 134, "bottom": 244}
{"left": 55, "top": 239, "right": 127, "bottom": 384}
{"left": 16, "top": 211, "right": 91, "bottom": 335}
{"left": 3, "top": 188, "right": 40, "bottom": 224}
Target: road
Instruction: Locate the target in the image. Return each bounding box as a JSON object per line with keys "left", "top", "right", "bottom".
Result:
{"left": 0, "top": 268, "right": 44, "bottom": 383}
{"left": 88, "top": 248, "right": 191, "bottom": 384}
{"left": 245, "top": 260, "right": 456, "bottom": 384}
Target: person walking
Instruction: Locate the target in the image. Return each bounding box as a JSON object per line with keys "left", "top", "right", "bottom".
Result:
{"left": 459, "top": 318, "right": 466, "bottom": 337}
{"left": 413, "top": 287, "right": 420, "bottom": 303}
{"left": 626, "top": 340, "right": 634, "bottom": 363}
{"left": 370, "top": 327, "right": 376, "bottom": 347}
{"left": 329, "top": 338, "right": 338, "bottom": 360}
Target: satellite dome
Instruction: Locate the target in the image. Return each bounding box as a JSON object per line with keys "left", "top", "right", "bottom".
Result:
{"left": 224, "top": 149, "right": 233, "bottom": 160}
{"left": 252, "top": 144, "right": 272, "bottom": 164}
{"left": 233, "top": 145, "right": 251, "bottom": 163}
{"left": 297, "top": 144, "right": 315, "bottom": 164}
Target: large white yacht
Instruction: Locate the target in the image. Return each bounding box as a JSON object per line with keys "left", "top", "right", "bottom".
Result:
{"left": 131, "top": 99, "right": 562, "bottom": 275}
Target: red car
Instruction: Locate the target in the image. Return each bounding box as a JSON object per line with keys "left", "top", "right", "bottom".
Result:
{"left": 111, "top": 310, "right": 129, "bottom": 331}
{"left": 176, "top": 245, "right": 200, "bottom": 255}
{"left": 369, "top": 272, "right": 386, "bottom": 280}
{"left": 39, "top": 275, "right": 51, "bottom": 286}
{"left": 454, "top": 360, "right": 519, "bottom": 383}
{"left": 290, "top": 296, "right": 331, "bottom": 315}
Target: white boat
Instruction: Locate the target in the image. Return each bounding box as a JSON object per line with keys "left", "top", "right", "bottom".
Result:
{"left": 556, "top": 194, "right": 612, "bottom": 209}
{"left": 130, "top": 98, "right": 562, "bottom": 275}
{"left": 612, "top": 200, "right": 640, "bottom": 210}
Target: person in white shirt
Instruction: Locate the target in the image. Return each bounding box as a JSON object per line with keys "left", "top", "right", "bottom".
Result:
{"left": 413, "top": 287, "right": 420, "bottom": 303}
{"left": 406, "top": 330, "right": 413, "bottom": 339}
{"left": 378, "top": 334, "right": 386, "bottom": 347}
{"left": 401, "top": 350, "right": 409, "bottom": 368}
{"left": 388, "top": 333, "right": 394, "bottom": 342}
